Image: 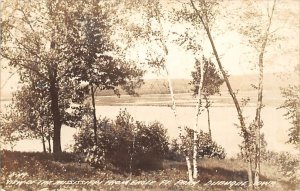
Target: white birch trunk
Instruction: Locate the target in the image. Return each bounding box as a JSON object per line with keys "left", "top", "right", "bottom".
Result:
{"left": 254, "top": 0, "right": 276, "bottom": 186}
{"left": 192, "top": 58, "right": 205, "bottom": 180}
{"left": 192, "top": 129, "right": 198, "bottom": 179}
{"left": 151, "top": 5, "right": 193, "bottom": 181}
{"left": 189, "top": 0, "right": 250, "bottom": 185}
{"left": 165, "top": 65, "right": 182, "bottom": 141}
{"left": 165, "top": 68, "right": 194, "bottom": 181}
{"left": 166, "top": 70, "right": 178, "bottom": 120}
{"left": 186, "top": 155, "right": 193, "bottom": 182}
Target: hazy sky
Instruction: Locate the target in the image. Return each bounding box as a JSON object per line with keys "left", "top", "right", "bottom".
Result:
{"left": 1, "top": 0, "right": 299, "bottom": 97}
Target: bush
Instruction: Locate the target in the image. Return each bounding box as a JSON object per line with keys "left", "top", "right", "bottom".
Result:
{"left": 73, "top": 109, "right": 169, "bottom": 171}
{"left": 166, "top": 139, "right": 184, "bottom": 161}
{"left": 167, "top": 127, "right": 226, "bottom": 161}
{"left": 134, "top": 121, "right": 169, "bottom": 170}
{"left": 197, "top": 129, "right": 226, "bottom": 159}
{"left": 277, "top": 152, "right": 300, "bottom": 184}
{"left": 261, "top": 151, "right": 299, "bottom": 184}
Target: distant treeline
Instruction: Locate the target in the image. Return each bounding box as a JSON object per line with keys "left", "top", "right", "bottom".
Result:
{"left": 96, "top": 73, "right": 298, "bottom": 96}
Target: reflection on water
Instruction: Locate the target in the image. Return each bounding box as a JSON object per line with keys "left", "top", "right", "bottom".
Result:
{"left": 1, "top": 101, "right": 297, "bottom": 157}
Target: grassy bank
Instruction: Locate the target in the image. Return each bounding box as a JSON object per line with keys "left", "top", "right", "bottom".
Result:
{"left": 0, "top": 150, "right": 296, "bottom": 191}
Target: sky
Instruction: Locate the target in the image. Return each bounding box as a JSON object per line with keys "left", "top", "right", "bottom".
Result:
{"left": 1, "top": 0, "right": 299, "bottom": 97}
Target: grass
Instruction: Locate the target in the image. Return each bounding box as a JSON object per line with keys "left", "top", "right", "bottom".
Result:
{"left": 1, "top": 150, "right": 297, "bottom": 191}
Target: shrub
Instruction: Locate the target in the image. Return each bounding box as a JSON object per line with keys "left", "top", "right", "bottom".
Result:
{"left": 166, "top": 139, "right": 184, "bottom": 161}
{"left": 73, "top": 119, "right": 106, "bottom": 167}
{"left": 73, "top": 109, "right": 169, "bottom": 171}
{"left": 197, "top": 130, "right": 226, "bottom": 159}
{"left": 134, "top": 121, "right": 169, "bottom": 170}
{"left": 167, "top": 127, "right": 226, "bottom": 161}
{"left": 261, "top": 151, "right": 300, "bottom": 184}
{"left": 277, "top": 152, "right": 300, "bottom": 183}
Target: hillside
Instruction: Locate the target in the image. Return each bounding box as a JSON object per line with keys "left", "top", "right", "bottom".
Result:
{"left": 1, "top": 150, "right": 297, "bottom": 191}
{"left": 96, "top": 73, "right": 298, "bottom": 96}
{"left": 1, "top": 73, "right": 297, "bottom": 99}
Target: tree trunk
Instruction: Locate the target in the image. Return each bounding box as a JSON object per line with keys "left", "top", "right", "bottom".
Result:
{"left": 207, "top": 108, "right": 211, "bottom": 139}
{"left": 91, "top": 85, "right": 98, "bottom": 144}
{"left": 254, "top": 0, "right": 276, "bottom": 186}
{"left": 41, "top": 124, "right": 46, "bottom": 153}
{"left": 166, "top": 68, "right": 194, "bottom": 181}
{"left": 254, "top": 52, "right": 264, "bottom": 186}
{"left": 205, "top": 97, "right": 212, "bottom": 139}
{"left": 248, "top": 155, "right": 254, "bottom": 189}
{"left": 206, "top": 27, "right": 251, "bottom": 187}
{"left": 205, "top": 28, "right": 246, "bottom": 132}
{"left": 186, "top": 155, "right": 193, "bottom": 182}
{"left": 194, "top": 12, "right": 250, "bottom": 186}
{"left": 48, "top": 135, "right": 52, "bottom": 153}
{"left": 192, "top": 131, "right": 198, "bottom": 179}
{"left": 42, "top": 134, "right": 46, "bottom": 153}
{"left": 129, "top": 133, "right": 136, "bottom": 180}
{"left": 192, "top": 58, "right": 205, "bottom": 180}
{"left": 50, "top": 80, "right": 62, "bottom": 153}
{"left": 166, "top": 70, "right": 178, "bottom": 119}
{"left": 161, "top": 32, "right": 193, "bottom": 182}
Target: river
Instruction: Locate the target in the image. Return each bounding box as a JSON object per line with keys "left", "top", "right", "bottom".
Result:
{"left": 1, "top": 102, "right": 296, "bottom": 157}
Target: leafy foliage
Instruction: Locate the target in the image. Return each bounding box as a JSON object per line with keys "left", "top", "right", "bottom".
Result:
{"left": 0, "top": 104, "right": 28, "bottom": 150}
{"left": 278, "top": 85, "right": 300, "bottom": 146}
{"left": 1, "top": 0, "right": 144, "bottom": 153}
{"left": 65, "top": 1, "right": 144, "bottom": 95}
{"left": 183, "top": 127, "right": 226, "bottom": 159}
{"left": 277, "top": 152, "right": 300, "bottom": 184}
{"left": 190, "top": 56, "right": 224, "bottom": 97}
{"left": 73, "top": 109, "right": 169, "bottom": 171}
{"left": 238, "top": 126, "right": 268, "bottom": 163}
{"left": 259, "top": 151, "right": 300, "bottom": 185}
{"left": 167, "top": 127, "right": 226, "bottom": 161}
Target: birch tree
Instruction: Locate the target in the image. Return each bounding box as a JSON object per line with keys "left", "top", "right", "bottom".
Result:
{"left": 190, "top": 57, "right": 224, "bottom": 139}
{"left": 178, "top": 0, "right": 254, "bottom": 187}
{"left": 120, "top": 0, "right": 197, "bottom": 181}
{"left": 239, "top": 0, "right": 278, "bottom": 186}
{"left": 123, "top": 0, "right": 218, "bottom": 181}
{"left": 191, "top": 58, "right": 205, "bottom": 179}
{"left": 138, "top": 1, "right": 194, "bottom": 179}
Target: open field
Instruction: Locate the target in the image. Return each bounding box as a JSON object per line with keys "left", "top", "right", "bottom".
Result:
{"left": 90, "top": 90, "right": 284, "bottom": 107}
{"left": 89, "top": 72, "right": 296, "bottom": 107}
{"left": 95, "top": 73, "right": 298, "bottom": 97}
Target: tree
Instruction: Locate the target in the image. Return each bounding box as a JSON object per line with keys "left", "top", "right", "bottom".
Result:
{"left": 121, "top": 0, "right": 207, "bottom": 181}
{"left": 190, "top": 56, "right": 224, "bottom": 139}
{"left": 238, "top": 0, "right": 278, "bottom": 186}
{"left": 1, "top": 0, "right": 143, "bottom": 153}
{"left": 180, "top": 127, "right": 226, "bottom": 160}
{"left": 1, "top": 0, "right": 90, "bottom": 153}
{"left": 178, "top": 0, "right": 254, "bottom": 187}
{"left": 0, "top": 104, "right": 28, "bottom": 150}
{"left": 13, "top": 83, "right": 53, "bottom": 153}
{"left": 64, "top": 1, "right": 144, "bottom": 145}
{"left": 279, "top": 85, "right": 300, "bottom": 147}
